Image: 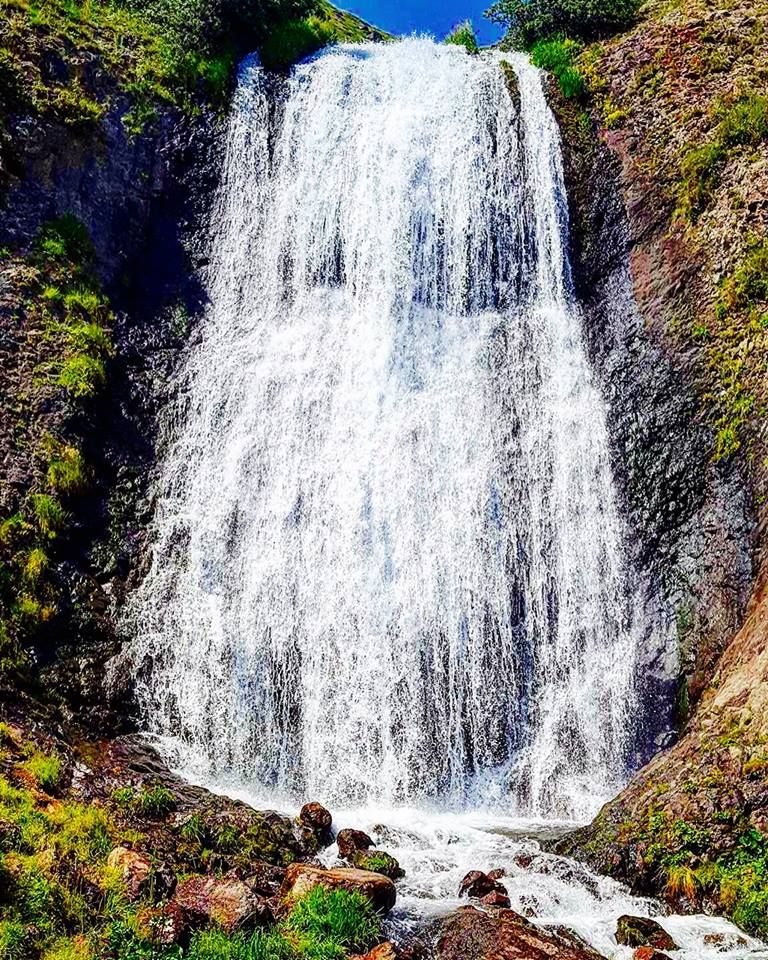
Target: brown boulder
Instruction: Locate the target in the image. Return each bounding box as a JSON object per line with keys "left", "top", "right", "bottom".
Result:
{"left": 106, "top": 846, "right": 175, "bottom": 902}
{"left": 616, "top": 917, "right": 677, "bottom": 951}
{"left": 281, "top": 863, "right": 396, "bottom": 914}
{"left": 174, "top": 874, "right": 272, "bottom": 932}
{"left": 337, "top": 827, "right": 374, "bottom": 859}
{"left": 299, "top": 802, "right": 333, "bottom": 844}
{"left": 350, "top": 848, "right": 405, "bottom": 880}
{"left": 480, "top": 889, "right": 511, "bottom": 908}
{"left": 458, "top": 870, "right": 507, "bottom": 900}
{"left": 632, "top": 949, "right": 672, "bottom": 960}
{"left": 245, "top": 860, "right": 286, "bottom": 897}
{"left": 436, "top": 907, "right": 606, "bottom": 960}
{"left": 351, "top": 943, "right": 398, "bottom": 960}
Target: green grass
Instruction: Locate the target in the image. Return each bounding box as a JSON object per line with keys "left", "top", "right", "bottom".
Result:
{"left": 46, "top": 445, "right": 87, "bottom": 495}
{"left": 21, "top": 751, "right": 62, "bottom": 792}
{"left": 444, "top": 21, "right": 479, "bottom": 53}
{"left": 30, "top": 494, "right": 67, "bottom": 539}
{"left": 678, "top": 93, "right": 768, "bottom": 220}
{"left": 529, "top": 37, "right": 585, "bottom": 99}
{"left": 282, "top": 886, "right": 381, "bottom": 954}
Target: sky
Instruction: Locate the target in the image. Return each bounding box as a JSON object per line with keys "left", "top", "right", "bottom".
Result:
{"left": 341, "top": 0, "right": 505, "bottom": 46}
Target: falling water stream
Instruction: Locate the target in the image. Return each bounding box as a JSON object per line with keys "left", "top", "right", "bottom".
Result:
{"left": 126, "top": 39, "right": 766, "bottom": 959}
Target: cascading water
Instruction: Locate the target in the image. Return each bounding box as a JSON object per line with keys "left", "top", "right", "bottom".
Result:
{"left": 127, "top": 39, "right": 646, "bottom": 822}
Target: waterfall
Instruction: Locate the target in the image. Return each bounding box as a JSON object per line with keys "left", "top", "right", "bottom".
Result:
{"left": 127, "top": 38, "right": 646, "bottom": 820}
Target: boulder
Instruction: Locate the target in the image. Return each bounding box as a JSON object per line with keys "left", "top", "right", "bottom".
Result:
{"left": 436, "top": 907, "right": 606, "bottom": 960}
{"left": 632, "top": 949, "right": 672, "bottom": 960}
{"left": 136, "top": 902, "right": 188, "bottom": 947}
{"left": 480, "top": 889, "right": 511, "bottom": 908}
{"left": 281, "top": 863, "right": 396, "bottom": 914}
{"left": 174, "top": 873, "right": 272, "bottom": 932}
{"left": 458, "top": 870, "right": 507, "bottom": 900}
{"left": 107, "top": 846, "right": 175, "bottom": 902}
{"left": 351, "top": 943, "right": 398, "bottom": 960}
{"left": 616, "top": 917, "right": 677, "bottom": 951}
{"left": 299, "top": 802, "right": 333, "bottom": 845}
{"left": 245, "top": 860, "right": 286, "bottom": 897}
{"left": 703, "top": 932, "right": 748, "bottom": 950}
{"left": 350, "top": 848, "right": 405, "bottom": 880}
{"left": 337, "top": 827, "right": 374, "bottom": 859}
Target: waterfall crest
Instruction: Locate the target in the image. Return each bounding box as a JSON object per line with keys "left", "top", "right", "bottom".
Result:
{"left": 127, "top": 39, "right": 645, "bottom": 819}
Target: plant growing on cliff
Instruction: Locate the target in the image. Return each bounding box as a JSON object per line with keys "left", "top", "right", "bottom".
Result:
{"left": 529, "top": 37, "right": 585, "bottom": 98}
{"left": 445, "top": 21, "right": 480, "bottom": 53}
{"left": 486, "top": 0, "right": 640, "bottom": 47}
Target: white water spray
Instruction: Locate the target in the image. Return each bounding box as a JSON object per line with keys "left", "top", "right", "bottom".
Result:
{"left": 128, "top": 39, "right": 645, "bottom": 820}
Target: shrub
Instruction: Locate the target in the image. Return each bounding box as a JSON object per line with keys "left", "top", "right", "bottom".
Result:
{"left": 529, "top": 36, "right": 585, "bottom": 99}
{"left": 444, "top": 21, "right": 479, "bottom": 53}
{"left": 282, "top": 886, "right": 381, "bottom": 954}
{"left": 486, "top": 0, "right": 640, "bottom": 47}
{"left": 21, "top": 751, "right": 63, "bottom": 792}
{"left": 258, "top": 15, "right": 336, "bottom": 71}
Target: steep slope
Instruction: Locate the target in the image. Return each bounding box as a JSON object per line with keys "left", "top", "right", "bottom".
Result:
{"left": 549, "top": 0, "right": 768, "bottom": 935}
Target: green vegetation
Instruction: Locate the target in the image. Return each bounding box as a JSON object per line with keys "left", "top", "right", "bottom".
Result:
{"left": 0, "top": 215, "right": 111, "bottom": 679}
{"left": 678, "top": 93, "right": 768, "bottom": 221}
{"left": 111, "top": 784, "right": 178, "bottom": 818}
{"left": 258, "top": 3, "right": 382, "bottom": 71}
{"left": 0, "top": 729, "right": 384, "bottom": 960}
{"left": 282, "top": 886, "right": 380, "bottom": 954}
{"left": 529, "top": 37, "right": 585, "bottom": 99}
{"left": 702, "top": 236, "right": 768, "bottom": 460}
{"left": 486, "top": 0, "right": 640, "bottom": 48}
{"left": 636, "top": 807, "right": 768, "bottom": 938}
{"left": 444, "top": 21, "right": 479, "bottom": 54}
{"left": 21, "top": 750, "right": 62, "bottom": 792}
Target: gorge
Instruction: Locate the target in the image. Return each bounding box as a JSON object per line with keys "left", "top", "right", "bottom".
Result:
{"left": 0, "top": 0, "right": 767, "bottom": 957}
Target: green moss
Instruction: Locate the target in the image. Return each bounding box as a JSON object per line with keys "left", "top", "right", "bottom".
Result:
{"left": 21, "top": 751, "right": 62, "bottom": 792}
{"left": 0, "top": 920, "right": 27, "bottom": 960}
{"left": 130, "top": 785, "right": 177, "bottom": 819}
{"left": 678, "top": 94, "right": 768, "bottom": 220}
{"left": 57, "top": 354, "right": 107, "bottom": 397}
{"left": 444, "top": 21, "right": 479, "bottom": 53}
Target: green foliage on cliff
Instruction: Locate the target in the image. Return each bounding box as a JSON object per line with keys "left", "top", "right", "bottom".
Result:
{"left": 529, "top": 37, "right": 585, "bottom": 98}
{"left": 0, "top": 215, "right": 113, "bottom": 681}
{"left": 444, "top": 21, "right": 480, "bottom": 53}
{"left": 486, "top": 0, "right": 640, "bottom": 47}
{"left": 678, "top": 93, "right": 768, "bottom": 220}
{"left": 638, "top": 807, "right": 768, "bottom": 938}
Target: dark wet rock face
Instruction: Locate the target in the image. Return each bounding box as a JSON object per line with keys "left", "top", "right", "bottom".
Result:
{"left": 556, "top": 109, "right": 754, "bottom": 750}
{"left": 337, "top": 827, "right": 374, "bottom": 859}
{"left": 615, "top": 916, "right": 677, "bottom": 951}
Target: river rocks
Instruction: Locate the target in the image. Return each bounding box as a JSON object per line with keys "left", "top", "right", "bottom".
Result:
{"left": 173, "top": 873, "right": 272, "bottom": 932}
{"left": 458, "top": 869, "right": 507, "bottom": 901}
{"left": 351, "top": 943, "right": 398, "bottom": 960}
{"left": 106, "top": 846, "right": 175, "bottom": 901}
{"left": 615, "top": 917, "right": 677, "bottom": 951}
{"left": 281, "top": 863, "right": 397, "bottom": 914}
{"left": 436, "top": 906, "right": 605, "bottom": 960}
{"left": 337, "top": 827, "right": 374, "bottom": 859}
{"left": 350, "top": 849, "right": 405, "bottom": 880}
{"left": 299, "top": 801, "right": 333, "bottom": 845}
{"left": 703, "top": 932, "right": 748, "bottom": 950}
{"left": 135, "top": 902, "right": 188, "bottom": 947}
{"left": 479, "top": 889, "right": 512, "bottom": 908}
{"left": 632, "top": 949, "right": 672, "bottom": 960}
